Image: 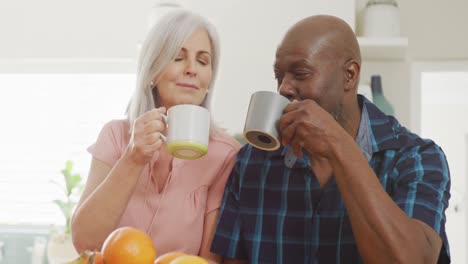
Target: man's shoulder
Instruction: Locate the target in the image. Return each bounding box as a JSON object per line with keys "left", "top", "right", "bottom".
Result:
{"left": 365, "top": 101, "right": 438, "bottom": 153}
{"left": 371, "top": 115, "right": 448, "bottom": 174}
{"left": 388, "top": 117, "right": 444, "bottom": 155}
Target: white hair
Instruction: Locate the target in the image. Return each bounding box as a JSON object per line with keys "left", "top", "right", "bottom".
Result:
{"left": 127, "top": 9, "right": 221, "bottom": 134}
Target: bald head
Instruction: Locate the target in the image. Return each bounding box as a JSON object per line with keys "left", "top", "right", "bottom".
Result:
{"left": 274, "top": 15, "right": 362, "bottom": 127}
{"left": 279, "top": 15, "right": 361, "bottom": 65}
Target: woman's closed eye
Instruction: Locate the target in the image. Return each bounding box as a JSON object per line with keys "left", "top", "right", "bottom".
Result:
{"left": 197, "top": 59, "right": 208, "bottom": 66}
{"left": 197, "top": 54, "right": 211, "bottom": 66}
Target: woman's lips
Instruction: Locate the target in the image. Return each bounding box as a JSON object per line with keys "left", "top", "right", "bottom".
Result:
{"left": 176, "top": 82, "right": 198, "bottom": 89}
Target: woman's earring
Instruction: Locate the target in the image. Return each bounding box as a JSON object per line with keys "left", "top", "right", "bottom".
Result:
{"left": 150, "top": 81, "right": 155, "bottom": 89}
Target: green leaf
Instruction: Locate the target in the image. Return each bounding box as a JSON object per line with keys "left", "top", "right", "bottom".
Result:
{"left": 53, "top": 160, "right": 85, "bottom": 231}
{"left": 70, "top": 174, "right": 82, "bottom": 188}
{"left": 65, "top": 160, "right": 73, "bottom": 172}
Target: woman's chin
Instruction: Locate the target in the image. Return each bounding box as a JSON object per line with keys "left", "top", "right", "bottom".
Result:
{"left": 175, "top": 97, "right": 204, "bottom": 106}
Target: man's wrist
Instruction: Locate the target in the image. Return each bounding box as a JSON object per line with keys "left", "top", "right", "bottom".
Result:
{"left": 327, "top": 127, "right": 358, "bottom": 163}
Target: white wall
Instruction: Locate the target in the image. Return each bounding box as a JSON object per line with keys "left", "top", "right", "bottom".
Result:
{"left": 399, "top": 1, "right": 468, "bottom": 60}
{"left": 0, "top": 0, "right": 355, "bottom": 134}
{"left": 3, "top": 0, "right": 467, "bottom": 131}
{"left": 0, "top": 0, "right": 152, "bottom": 59}
{"left": 177, "top": 0, "right": 355, "bottom": 134}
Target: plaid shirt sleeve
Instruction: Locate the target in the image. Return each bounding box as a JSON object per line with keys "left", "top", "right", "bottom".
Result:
{"left": 210, "top": 159, "right": 248, "bottom": 260}
{"left": 392, "top": 139, "right": 451, "bottom": 236}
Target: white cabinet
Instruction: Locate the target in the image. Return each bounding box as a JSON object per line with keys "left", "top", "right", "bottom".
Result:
{"left": 358, "top": 37, "right": 408, "bottom": 60}
{"left": 354, "top": 0, "right": 411, "bottom": 127}
{"left": 358, "top": 35, "right": 411, "bottom": 127}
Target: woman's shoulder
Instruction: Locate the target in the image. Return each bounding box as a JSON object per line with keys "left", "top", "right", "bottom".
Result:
{"left": 88, "top": 119, "right": 130, "bottom": 163}
{"left": 99, "top": 119, "right": 130, "bottom": 140}
{"left": 102, "top": 119, "right": 129, "bottom": 130}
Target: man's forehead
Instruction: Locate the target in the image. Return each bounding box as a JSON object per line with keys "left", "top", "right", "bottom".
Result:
{"left": 277, "top": 38, "right": 308, "bottom": 54}
{"left": 275, "top": 42, "right": 318, "bottom": 63}
{"left": 274, "top": 52, "right": 315, "bottom": 70}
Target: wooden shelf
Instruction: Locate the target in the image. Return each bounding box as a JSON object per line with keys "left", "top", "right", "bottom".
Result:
{"left": 358, "top": 37, "right": 408, "bottom": 60}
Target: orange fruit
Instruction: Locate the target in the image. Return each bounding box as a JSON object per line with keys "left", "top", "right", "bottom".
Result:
{"left": 93, "top": 252, "right": 104, "bottom": 264}
{"left": 67, "top": 250, "right": 103, "bottom": 264}
{"left": 170, "top": 255, "right": 209, "bottom": 264}
{"left": 102, "top": 226, "right": 157, "bottom": 264}
{"left": 154, "top": 251, "right": 186, "bottom": 264}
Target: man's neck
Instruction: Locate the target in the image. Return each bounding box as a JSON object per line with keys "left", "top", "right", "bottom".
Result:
{"left": 339, "top": 100, "right": 362, "bottom": 139}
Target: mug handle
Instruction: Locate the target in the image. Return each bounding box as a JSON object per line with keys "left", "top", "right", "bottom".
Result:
{"left": 158, "top": 112, "right": 168, "bottom": 142}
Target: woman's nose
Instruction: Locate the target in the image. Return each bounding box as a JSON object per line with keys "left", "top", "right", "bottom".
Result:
{"left": 184, "top": 59, "right": 197, "bottom": 77}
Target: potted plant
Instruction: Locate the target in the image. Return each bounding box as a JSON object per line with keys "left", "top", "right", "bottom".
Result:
{"left": 47, "top": 160, "right": 84, "bottom": 264}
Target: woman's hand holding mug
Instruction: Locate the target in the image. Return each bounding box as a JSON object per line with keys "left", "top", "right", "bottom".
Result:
{"left": 160, "top": 104, "right": 210, "bottom": 160}
{"left": 125, "top": 104, "right": 210, "bottom": 165}
{"left": 126, "top": 107, "right": 167, "bottom": 166}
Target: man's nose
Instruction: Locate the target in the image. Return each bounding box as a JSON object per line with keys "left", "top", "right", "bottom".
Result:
{"left": 278, "top": 76, "right": 295, "bottom": 100}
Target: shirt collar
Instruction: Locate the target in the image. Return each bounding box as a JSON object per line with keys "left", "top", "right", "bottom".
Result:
{"left": 355, "top": 101, "right": 372, "bottom": 161}
{"left": 360, "top": 95, "right": 405, "bottom": 153}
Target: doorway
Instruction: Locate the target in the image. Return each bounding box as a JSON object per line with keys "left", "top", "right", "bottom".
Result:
{"left": 415, "top": 62, "right": 468, "bottom": 263}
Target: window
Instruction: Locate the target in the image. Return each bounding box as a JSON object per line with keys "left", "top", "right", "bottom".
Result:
{"left": 0, "top": 73, "right": 135, "bottom": 225}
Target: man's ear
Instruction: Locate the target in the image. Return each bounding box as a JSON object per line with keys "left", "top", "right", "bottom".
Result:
{"left": 343, "top": 60, "right": 360, "bottom": 91}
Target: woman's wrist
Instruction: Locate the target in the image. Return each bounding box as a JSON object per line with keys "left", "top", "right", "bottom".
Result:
{"left": 121, "top": 146, "right": 149, "bottom": 169}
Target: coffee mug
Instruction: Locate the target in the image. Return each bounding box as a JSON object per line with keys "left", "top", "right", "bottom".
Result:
{"left": 159, "top": 104, "right": 210, "bottom": 159}
{"left": 243, "top": 91, "right": 290, "bottom": 151}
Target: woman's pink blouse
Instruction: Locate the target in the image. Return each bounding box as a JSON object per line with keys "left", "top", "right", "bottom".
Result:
{"left": 88, "top": 119, "right": 240, "bottom": 255}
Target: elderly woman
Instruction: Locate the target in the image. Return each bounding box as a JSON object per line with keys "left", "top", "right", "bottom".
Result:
{"left": 71, "top": 9, "right": 239, "bottom": 263}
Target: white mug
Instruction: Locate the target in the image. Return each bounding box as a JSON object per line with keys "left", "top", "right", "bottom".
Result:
{"left": 243, "top": 91, "right": 290, "bottom": 151}
{"left": 159, "top": 104, "right": 210, "bottom": 159}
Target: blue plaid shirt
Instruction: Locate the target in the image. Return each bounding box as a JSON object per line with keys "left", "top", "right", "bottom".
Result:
{"left": 211, "top": 96, "right": 450, "bottom": 263}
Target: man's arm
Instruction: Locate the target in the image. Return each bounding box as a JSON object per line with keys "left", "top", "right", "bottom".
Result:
{"left": 280, "top": 100, "right": 448, "bottom": 263}
{"left": 330, "top": 137, "right": 444, "bottom": 263}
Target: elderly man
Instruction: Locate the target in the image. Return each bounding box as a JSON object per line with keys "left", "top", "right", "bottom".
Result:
{"left": 211, "top": 15, "right": 450, "bottom": 263}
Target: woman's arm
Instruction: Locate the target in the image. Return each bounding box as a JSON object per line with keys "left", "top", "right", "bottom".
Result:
{"left": 199, "top": 209, "right": 222, "bottom": 264}
{"left": 72, "top": 108, "right": 166, "bottom": 252}
{"left": 71, "top": 155, "right": 145, "bottom": 252}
